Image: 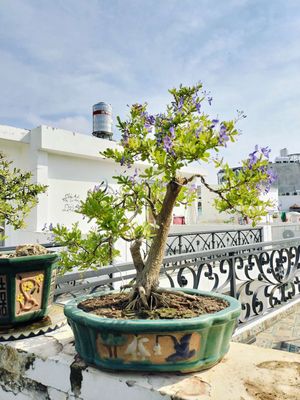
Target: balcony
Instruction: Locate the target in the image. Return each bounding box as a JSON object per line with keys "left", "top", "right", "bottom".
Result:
{"left": 0, "top": 227, "right": 299, "bottom": 399}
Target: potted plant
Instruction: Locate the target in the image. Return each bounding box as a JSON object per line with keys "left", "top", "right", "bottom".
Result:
{"left": 54, "top": 83, "right": 275, "bottom": 372}
{"left": 0, "top": 152, "right": 58, "bottom": 327}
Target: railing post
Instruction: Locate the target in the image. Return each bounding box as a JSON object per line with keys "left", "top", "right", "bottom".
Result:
{"left": 178, "top": 234, "right": 182, "bottom": 254}
{"left": 211, "top": 232, "right": 215, "bottom": 250}
{"left": 259, "top": 227, "right": 263, "bottom": 243}
{"left": 237, "top": 230, "right": 241, "bottom": 246}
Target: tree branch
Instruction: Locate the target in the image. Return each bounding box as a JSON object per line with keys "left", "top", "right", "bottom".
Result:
{"left": 130, "top": 239, "right": 145, "bottom": 273}
{"left": 182, "top": 174, "right": 237, "bottom": 209}
{"left": 144, "top": 182, "right": 158, "bottom": 220}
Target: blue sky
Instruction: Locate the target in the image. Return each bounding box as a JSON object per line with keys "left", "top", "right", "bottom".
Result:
{"left": 0, "top": 0, "right": 299, "bottom": 179}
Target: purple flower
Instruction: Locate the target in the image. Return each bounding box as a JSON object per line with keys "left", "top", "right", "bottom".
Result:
{"left": 177, "top": 97, "right": 184, "bottom": 112}
{"left": 208, "top": 96, "right": 213, "bottom": 105}
{"left": 195, "top": 127, "right": 202, "bottom": 138}
{"left": 156, "top": 131, "right": 163, "bottom": 144}
{"left": 267, "top": 169, "right": 277, "bottom": 184}
{"left": 190, "top": 183, "right": 197, "bottom": 192}
{"left": 49, "top": 223, "right": 53, "bottom": 231}
{"left": 163, "top": 135, "right": 173, "bottom": 153}
{"left": 146, "top": 114, "right": 156, "bottom": 125}
{"left": 93, "top": 185, "right": 100, "bottom": 192}
{"left": 132, "top": 103, "right": 143, "bottom": 112}
{"left": 129, "top": 168, "right": 138, "bottom": 184}
{"left": 261, "top": 146, "right": 271, "bottom": 159}
{"left": 248, "top": 146, "right": 259, "bottom": 169}
{"left": 192, "top": 95, "right": 201, "bottom": 113}
{"left": 218, "top": 124, "right": 229, "bottom": 146}
{"left": 210, "top": 119, "right": 219, "bottom": 129}
{"left": 120, "top": 156, "right": 126, "bottom": 166}
{"left": 144, "top": 122, "right": 153, "bottom": 133}
{"left": 169, "top": 126, "right": 175, "bottom": 138}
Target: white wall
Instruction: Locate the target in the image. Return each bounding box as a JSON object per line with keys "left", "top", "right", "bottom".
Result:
{"left": 279, "top": 194, "right": 300, "bottom": 212}
{"left": 0, "top": 124, "right": 207, "bottom": 257}
{"left": 197, "top": 186, "right": 237, "bottom": 224}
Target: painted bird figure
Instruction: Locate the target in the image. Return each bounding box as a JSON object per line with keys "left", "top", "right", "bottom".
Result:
{"left": 166, "top": 334, "right": 196, "bottom": 362}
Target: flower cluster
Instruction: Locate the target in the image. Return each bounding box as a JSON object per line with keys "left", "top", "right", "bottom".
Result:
{"left": 247, "top": 145, "right": 271, "bottom": 169}
{"left": 246, "top": 145, "right": 277, "bottom": 193}
{"left": 219, "top": 124, "right": 229, "bottom": 146}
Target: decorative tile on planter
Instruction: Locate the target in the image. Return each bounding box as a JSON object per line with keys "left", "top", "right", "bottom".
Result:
{"left": 0, "top": 253, "right": 58, "bottom": 326}
{"left": 15, "top": 270, "right": 44, "bottom": 316}
{"left": 96, "top": 331, "right": 201, "bottom": 364}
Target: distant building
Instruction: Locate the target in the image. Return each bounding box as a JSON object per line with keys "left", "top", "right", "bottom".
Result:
{"left": 0, "top": 124, "right": 206, "bottom": 254}
{"left": 271, "top": 148, "right": 300, "bottom": 213}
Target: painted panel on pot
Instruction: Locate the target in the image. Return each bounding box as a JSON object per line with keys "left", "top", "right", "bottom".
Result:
{"left": 96, "top": 331, "right": 201, "bottom": 364}
{"left": 15, "top": 270, "right": 44, "bottom": 315}
{"left": 0, "top": 275, "right": 8, "bottom": 319}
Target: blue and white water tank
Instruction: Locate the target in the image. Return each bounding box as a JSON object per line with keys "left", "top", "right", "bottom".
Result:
{"left": 92, "top": 102, "right": 113, "bottom": 140}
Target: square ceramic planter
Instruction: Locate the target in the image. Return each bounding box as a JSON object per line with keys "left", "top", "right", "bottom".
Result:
{"left": 64, "top": 289, "right": 241, "bottom": 373}
{"left": 0, "top": 253, "right": 58, "bottom": 327}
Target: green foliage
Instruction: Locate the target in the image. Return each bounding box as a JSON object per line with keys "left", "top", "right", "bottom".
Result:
{"left": 54, "top": 83, "right": 274, "bottom": 273}
{"left": 213, "top": 150, "right": 274, "bottom": 226}
{"left": 0, "top": 152, "right": 47, "bottom": 239}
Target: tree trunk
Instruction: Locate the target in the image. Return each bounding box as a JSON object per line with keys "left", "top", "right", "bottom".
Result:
{"left": 135, "top": 180, "right": 182, "bottom": 297}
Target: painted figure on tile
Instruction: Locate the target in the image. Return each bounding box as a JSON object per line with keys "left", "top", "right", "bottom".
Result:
{"left": 156, "top": 333, "right": 196, "bottom": 362}
{"left": 125, "top": 335, "right": 151, "bottom": 361}
{"left": 16, "top": 274, "right": 44, "bottom": 314}
{"left": 99, "top": 332, "right": 127, "bottom": 358}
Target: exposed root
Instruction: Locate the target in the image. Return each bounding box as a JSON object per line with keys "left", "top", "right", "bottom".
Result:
{"left": 78, "top": 290, "right": 228, "bottom": 319}
{"left": 138, "top": 286, "right": 149, "bottom": 309}
{"left": 124, "top": 287, "right": 184, "bottom": 311}
{"left": 156, "top": 287, "right": 199, "bottom": 301}
{"left": 120, "top": 282, "right": 135, "bottom": 291}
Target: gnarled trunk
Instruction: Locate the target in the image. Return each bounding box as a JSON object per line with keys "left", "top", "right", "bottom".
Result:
{"left": 133, "top": 180, "right": 182, "bottom": 298}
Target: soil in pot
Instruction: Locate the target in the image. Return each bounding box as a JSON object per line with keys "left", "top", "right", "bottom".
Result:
{"left": 78, "top": 291, "right": 229, "bottom": 320}
{"left": 0, "top": 243, "right": 49, "bottom": 258}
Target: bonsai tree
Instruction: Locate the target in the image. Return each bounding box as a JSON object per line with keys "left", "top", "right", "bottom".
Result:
{"left": 54, "top": 82, "right": 275, "bottom": 310}
{"left": 0, "top": 152, "right": 47, "bottom": 241}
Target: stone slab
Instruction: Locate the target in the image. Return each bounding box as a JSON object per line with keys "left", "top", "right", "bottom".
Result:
{"left": 0, "top": 322, "right": 299, "bottom": 399}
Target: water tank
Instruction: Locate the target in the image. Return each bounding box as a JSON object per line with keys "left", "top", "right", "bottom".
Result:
{"left": 92, "top": 102, "right": 113, "bottom": 140}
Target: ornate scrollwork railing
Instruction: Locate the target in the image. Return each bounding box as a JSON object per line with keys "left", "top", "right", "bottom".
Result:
{"left": 159, "top": 239, "right": 300, "bottom": 323}
{"left": 163, "top": 227, "right": 263, "bottom": 255}
{"left": 2, "top": 232, "right": 299, "bottom": 326}
{"left": 51, "top": 237, "right": 300, "bottom": 325}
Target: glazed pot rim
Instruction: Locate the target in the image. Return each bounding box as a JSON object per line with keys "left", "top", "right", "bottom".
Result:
{"left": 64, "top": 288, "right": 241, "bottom": 331}
{"left": 0, "top": 251, "right": 59, "bottom": 265}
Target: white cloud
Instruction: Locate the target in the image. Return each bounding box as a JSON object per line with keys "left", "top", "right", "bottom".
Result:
{"left": 0, "top": 0, "right": 299, "bottom": 179}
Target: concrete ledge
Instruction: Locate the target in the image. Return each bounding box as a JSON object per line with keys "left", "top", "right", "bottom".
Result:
{"left": 1, "top": 321, "right": 300, "bottom": 400}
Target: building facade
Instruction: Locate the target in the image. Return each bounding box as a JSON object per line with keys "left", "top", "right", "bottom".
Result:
{"left": 270, "top": 148, "right": 300, "bottom": 213}
{"left": 0, "top": 124, "right": 205, "bottom": 250}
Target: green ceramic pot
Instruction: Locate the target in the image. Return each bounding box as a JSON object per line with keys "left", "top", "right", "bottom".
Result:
{"left": 64, "top": 289, "right": 241, "bottom": 372}
{"left": 0, "top": 253, "right": 58, "bottom": 327}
